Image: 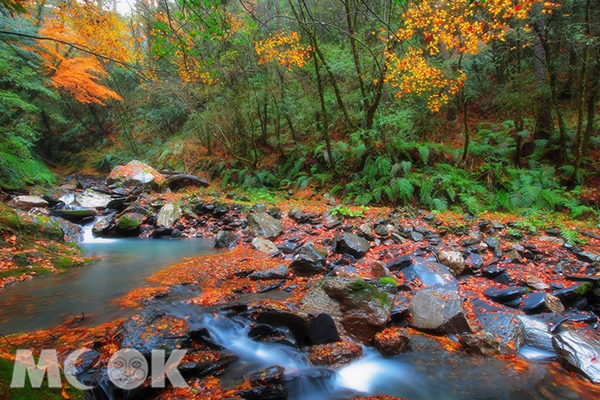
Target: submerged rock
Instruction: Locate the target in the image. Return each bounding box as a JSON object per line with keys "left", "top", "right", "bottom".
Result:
{"left": 553, "top": 329, "right": 600, "bottom": 383}
{"left": 247, "top": 212, "right": 283, "bottom": 239}
{"left": 459, "top": 332, "right": 503, "bottom": 356}
{"left": 237, "top": 385, "right": 288, "bottom": 400}
{"left": 410, "top": 288, "right": 472, "bottom": 334}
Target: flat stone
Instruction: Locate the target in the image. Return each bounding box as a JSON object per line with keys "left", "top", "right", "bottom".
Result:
{"left": 336, "top": 233, "right": 370, "bottom": 258}
{"left": 9, "top": 195, "right": 49, "bottom": 210}
{"left": 252, "top": 237, "right": 279, "bottom": 254}
{"left": 399, "top": 259, "right": 459, "bottom": 290}
{"left": 248, "top": 265, "right": 289, "bottom": 280}
{"left": 247, "top": 212, "right": 283, "bottom": 239}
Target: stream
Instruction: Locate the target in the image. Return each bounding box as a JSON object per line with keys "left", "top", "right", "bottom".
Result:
{"left": 0, "top": 224, "right": 222, "bottom": 335}
{"left": 0, "top": 226, "right": 598, "bottom": 399}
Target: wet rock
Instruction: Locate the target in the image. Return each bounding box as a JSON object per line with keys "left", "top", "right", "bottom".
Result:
{"left": 386, "top": 255, "right": 414, "bottom": 271}
{"left": 477, "top": 311, "right": 524, "bottom": 351}
{"left": 553, "top": 329, "right": 600, "bottom": 383}
{"left": 116, "top": 212, "right": 144, "bottom": 234}
{"left": 390, "top": 292, "right": 412, "bottom": 322}
{"left": 118, "top": 310, "right": 190, "bottom": 357}
{"left": 290, "top": 243, "right": 327, "bottom": 276}
{"left": 374, "top": 327, "right": 411, "bottom": 356}
{"left": 358, "top": 223, "right": 374, "bottom": 240}
{"left": 410, "top": 231, "right": 424, "bottom": 242}
{"left": 486, "top": 237, "right": 500, "bottom": 249}
{"left": 177, "top": 352, "right": 238, "bottom": 379}
{"left": 277, "top": 241, "right": 300, "bottom": 255}
{"left": 215, "top": 230, "right": 237, "bottom": 248}
{"left": 335, "top": 233, "right": 370, "bottom": 258}
{"left": 514, "top": 314, "right": 555, "bottom": 352}
{"left": 248, "top": 365, "right": 285, "bottom": 386}
{"left": 459, "top": 333, "right": 503, "bottom": 356}
{"left": 465, "top": 253, "right": 484, "bottom": 271}
{"left": 252, "top": 237, "right": 279, "bottom": 254}
{"left": 53, "top": 218, "right": 83, "bottom": 242}
{"left": 410, "top": 288, "right": 472, "bottom": 334}
{"left": 156, "top": 203, "right": 181, "bottom": 229}
{"left": 307, "top": 339, "right": 363, "bottom": 368}
{"left": 247, "top": 212, "right": 283, "bottom": 239}
{"left": 107, "top": 160, "right": 166, "bottom": 188}
{"left": 482, "top": 264, "right": 505, "bottom": 277}
{"left": 106, "top": 197, "right": 128, "bottom": 211}
{"left": 255, "top": 308, "right": 310, "bottom": 346}
{"left": 92, "top": 213, "right": 116, "bottom": 236}
{"left": 323, "top": 212, "right": 343, "bottom": 229}
{"left": 76, "top": 189, "right": 113, "bottom": 209}
{"left": 248, "top": 265, "right": 288, "bottom": 280}
{"left": 374, "top": 224, "right": 391, "bottom": 237}
{"left": 553, "top": 283, "right": 592, "bottom": 302}
{"left": 398, "top": 259, "right": 459, "bottom": 290}
{"left": 299, "top": 285, "right": 343, "bottom": 323}
{"left": 248, "top": 324, "right": 297, "bottom": 347}
{"left": 505, "top": 249, "right": 524, "bottom": 264}
{"left": 307, "top": 313, "right": 340, "bottom": 345}
{"left": 483, "top": 286, "right": 527, "bottom": 304}
{"left": 50, "top": 208, "right": 96, "bottom": 224}
{"left": 521, "top": 292, "right": 564, "bottom": 314}
{"left": 574, "top": 251, "right": 600, "bottom": 263}
{"left": 370, "top": 262, "right": 391, "bottom": 279}
{"left": 9, "top": 195, "right": 49, "bottom": 210}
{"left": 437, "top": 251, "right": 465, "bottom": 275}
{"left": 323, "top": 278, "right": 394, "bottom": 342}
{"left": 237, "top": 385, "right": 288, "bottom": 400}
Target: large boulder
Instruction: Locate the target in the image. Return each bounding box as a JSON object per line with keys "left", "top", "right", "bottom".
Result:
{"left": 9, "top": 195, "right": 49, "bottom": 210}
{"left": 398, "top": 259, "right": 459, "bottom": 290}
{"left": 515, "top": 314, "right": 555, "bottom": 352}
{"left": 323, "top": 278, "right": 394, "bottom": 342}
{"left": 247, "top": 212, "right": 283, "bottom": 239}
{"left": 116, "top": 212, "right": 144, "bottom": 234}
{"left": 477, "top": 311, "right": 525, "bottom": 351}
{"left": 553, "top": 329, "right": 600, "bottom": 383}
{"left": 410, "top": 288, "right": 472, "bottom": 334}
{"left": 290, "top": 243, "right": 327, "bottom": 276}
{"left": 118, "top": 310, "right": 190, "bottom": 357}
{"left": 75, "top": 189, "right": 113, "bottom": 209}
{"left": 156, "top": 203, "right": 181, "bottom": 229}
{"left": 336, "top": 233, "right": 370, "bottom": 258}
{"left": 108, "top": 160, "right": 166, "bottom": 188}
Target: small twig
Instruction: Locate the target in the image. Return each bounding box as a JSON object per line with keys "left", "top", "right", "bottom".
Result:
{"left": 0, "top": 333, "right": 14, "bottom": 348}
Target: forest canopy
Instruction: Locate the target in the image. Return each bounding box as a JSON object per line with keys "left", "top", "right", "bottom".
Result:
{"left": 0, "top": 0, "right": 598, "bottom": 216}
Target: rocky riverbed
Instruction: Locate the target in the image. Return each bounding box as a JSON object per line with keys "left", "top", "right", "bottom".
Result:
{"left": 1, "top": 160, "right": 600, "bottom": 399}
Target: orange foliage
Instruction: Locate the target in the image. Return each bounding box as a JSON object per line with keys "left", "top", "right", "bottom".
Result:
{"left": 255, "top": 31, "right": 312, "bottom": 69}
{"left": 33, "top": 0, "right": 139, "bottom": 104}
{"left": 385, "top": 0, "right": 538, "bottom": 112}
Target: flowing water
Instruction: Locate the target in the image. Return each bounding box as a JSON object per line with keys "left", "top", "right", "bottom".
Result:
{"left": 0, "top": 223, "right": 222, "bottom": 335}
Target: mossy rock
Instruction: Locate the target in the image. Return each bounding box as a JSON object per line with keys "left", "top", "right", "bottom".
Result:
{"left": 0, "top": 267, "right": 52, "bottom": 279}
{"left": 117, "top": 213, "right": 144, "bottom": 232}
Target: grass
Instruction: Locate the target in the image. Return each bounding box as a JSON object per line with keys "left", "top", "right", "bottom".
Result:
{"left": 0, "top": 358, "right": 84, "bottom": 400}
{"left": 0, "top": 267, "right": 52, "bottom": 279}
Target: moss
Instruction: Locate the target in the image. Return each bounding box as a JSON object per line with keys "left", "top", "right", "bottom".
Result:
{"left": 0, "top": 357, "right": 84, "bottom": 400}
{"left": 379, "top": 277, "right": 397, "bottom": 286}
{"left": 117, "top": 214, "right": 142, "bottom": 231}
{"left": 0, "top": 267, "right": 51, "bottom": 279}
{"left": 574, "top": 282, "right": 592, "bottom": 295}
{"left": 348, "top": 279, "right": 390, "bottom": 306}
{"left": 53, "top": 257, "right": 75, "bottom": 270}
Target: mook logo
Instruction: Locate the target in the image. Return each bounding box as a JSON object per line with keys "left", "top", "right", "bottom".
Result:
{"left": 10, "top": 348, "right": 189, "bottom": 390}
